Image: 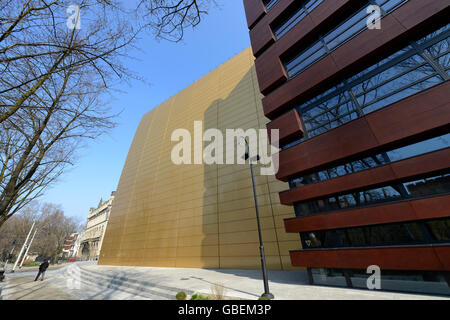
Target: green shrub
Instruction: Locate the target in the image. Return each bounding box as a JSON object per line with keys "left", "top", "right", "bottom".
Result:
{"left": 190, "top": 293, "right": 211, "bottom": 300}
{"left": 258, "top": 296, "right": 271, "bottom": 300}
{"left": 176, "top": 291, "right": 187, "bottom": 300}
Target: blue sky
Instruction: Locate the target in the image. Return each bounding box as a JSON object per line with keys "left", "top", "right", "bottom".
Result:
{"left": 40, "top": 1, "right": 251, "bottom": 221}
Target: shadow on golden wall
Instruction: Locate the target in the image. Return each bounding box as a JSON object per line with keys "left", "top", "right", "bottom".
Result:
{"left": 98, "top": 48, "right": 302, "bottom": 270}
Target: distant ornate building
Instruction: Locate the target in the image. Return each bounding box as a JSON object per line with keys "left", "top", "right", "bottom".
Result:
{"left": 78, "top": 191, "right": 115, "bottom": 260}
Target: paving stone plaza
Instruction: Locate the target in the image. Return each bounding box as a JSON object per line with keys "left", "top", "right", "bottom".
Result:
{"left": 1, "top": 262, "right": 449, "bottom": 300}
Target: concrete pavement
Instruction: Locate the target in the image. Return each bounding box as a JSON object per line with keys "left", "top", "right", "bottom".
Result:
{"left": 1, "top": 262, "right": 449, "bottom": 300}
{"left": 0, "top": 275, "right": 79, "bottom": 300}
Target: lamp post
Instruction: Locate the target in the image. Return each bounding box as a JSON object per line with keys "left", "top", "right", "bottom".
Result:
{"left": 242, "top": 137, "right": 274, "bottom": 300}
{"left": 12, "top": 222, "right": 35, "bottom": 273}
{"left": 19, "top": 228, "right": 37, "bottom": 269}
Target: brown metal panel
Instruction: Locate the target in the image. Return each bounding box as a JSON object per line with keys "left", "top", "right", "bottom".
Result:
{"left": 254, "top": 0, "right": 354, "bottom": 96}
{"left": 243, "top": 0, "right": 266, "bottom": 29}
{"left": 254, "top": 49, "right": 288, "bottom": 95}
{"left": 276, "top": 117, "right": 378, "bottom": 182}
{"left": 280, "top": 164, "right": 397, "bottom": 204}
{"left": 275, "top": 82, "right": 450, "bottom": 181}
{"left": 411, "top": 195, "right": 450, "bottom": 220}
{"left": 390, "top": 148, "right": 450, "bottom": 178}
{"left": 308, "top": 0, "right": 353, "bottom": 26}
{"left": 289, "top": 246, "right": 450, "bottom": 270}
{"left": 434, "top": 246, "right": 450, "bottom": 270}
{"left": 250, "top": 20, "right": 276, "bottom": 57}
{"left": 262, "top": 54, "right": 339, "bottom": 118}
{"left": 279, "top": 148, "right": 450, "bottom": 204}
{"left": 248, "top": 0, "right": 295, "bottom": 56}
{"left": 367, "top": 82, "right": 450, "bottom": 147}
{"left": 284, "top": 201, "right": 414, "bottom": 232}
{"left": 331, "top": 15, "right": 405, "bottom": 71}
{"left": 392, "top": 0, "right": 450, "bottom": 30}
{"left": 261, "top": 0, "right": 449, "bottom": 119}
{"left": 266, "top": 109, "right": 304, "bottom": 145}
{"left": 284, "top": 194, "right": 450, "bottom": 233}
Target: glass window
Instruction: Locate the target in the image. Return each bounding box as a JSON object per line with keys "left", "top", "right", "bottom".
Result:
{"left": 263, "top": 0, "right": 279, "bottom": 11}
{"left": 282, "top": 24, "right": 450, "bottom": 148}
{"left": 426, "top": 219, "right": 450, "bottom": 241}
{"left": 301, "top": 219, "right": 442, "bottom": 250}
{"left": 289, "top": 133, "right": 450, "bottom": 190}
{"left": 272, "top": 0, "right": 324, "bottom": 39}
{"left": 283, "top": 0, "right": 410, "bottom": 78}
{"left": 294, "top": 173, "right": 450, "bottom": 217}
{"left": 324, "top": 6, "right": 369, "bottom": 51}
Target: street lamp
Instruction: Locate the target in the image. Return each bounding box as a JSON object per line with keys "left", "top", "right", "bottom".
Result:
{"left": 241, "top": 137, "right": 274, "bottom": 300}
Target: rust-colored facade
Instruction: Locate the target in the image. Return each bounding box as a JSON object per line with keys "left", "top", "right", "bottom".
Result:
{"left": 244, "top": 0, "right": 450, "bottom": 294}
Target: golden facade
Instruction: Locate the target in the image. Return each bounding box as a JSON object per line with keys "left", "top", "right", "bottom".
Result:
{"left": 99, "top": 48, "right": 302, "bottom": 270}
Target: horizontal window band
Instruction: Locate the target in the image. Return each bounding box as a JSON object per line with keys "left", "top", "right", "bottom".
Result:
{"left": 297, "top": 217, "right": 450, "bottom": 251}
{"left": 261, "top": 1, "right": 450, "bottom": 120}
{"left": 285, "top": 133, "right": 450, "bottom": 195}
{"left": 284, "top": 194, "right": 450, "bottom": 233}
{"left": 289, "top": 244, "right": 450, "bottom": 270}
{"left": 292, "top": 171, "right": 450, "bottom": 218}
{"left": 278, "top": 25, "right": 450, "bottom": 149}
{"left": 275, "top": 81, "right": 450, "bottom": 182}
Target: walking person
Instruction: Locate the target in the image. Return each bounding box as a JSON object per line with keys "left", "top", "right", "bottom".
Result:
{"left": 34, "top": 259, "right": 49, "bottom": 281}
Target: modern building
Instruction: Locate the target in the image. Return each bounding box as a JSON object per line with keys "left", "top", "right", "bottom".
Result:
{"left": 78, "top": 192, "right": 115, "bottom": 260}
{"left": 243, "top": 0, "right": 450, "bottom": 294}
{"left": 99, "top": 48, "right": 301, "bottom": 270}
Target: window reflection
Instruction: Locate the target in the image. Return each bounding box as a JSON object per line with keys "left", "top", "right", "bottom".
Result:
{"left": 272, "top": 0, "right": 324, "bottom": 39}
{"left": 301, "top": 219, "right": 450, "bottom": 250}
{"left": 284, "top": 0, "right": 410, "bottom": 78}
{"left": 294, "top": 173, "right": 450, "bottom": 217}
{"left": 426, "top": 219, "right": 450, "bottom": 241}
{"left": 285, "top": 24, "right": 450, "bottom": 146}
{"left": 289, "top": 133, "right": 450, "bottom": 190}
{"left": 263, "top": 0, "right": 279, "bottom": 11}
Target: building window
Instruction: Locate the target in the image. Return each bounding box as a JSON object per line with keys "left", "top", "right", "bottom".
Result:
{"left": 289, "top": 133, "right": 450, "bottom": 190}
{"left": 425, "top": 219, "right": 450, "bottom": 241}
{"left": 294, "top": 172, "right": 450, "bottom": 217}
{"left": 301, "top": 218, "right": 450, "bottom": 250}
{"left": 281, "top": 23, "right": 450, "bottom": 149}
{"left": 263, "top": 0, "right": 279, "bottom": 11}
{"left": 271, "top": 0, "right": 324, "bottom": 39}
{"left": 283, "top": 0, "right": 410, "bottom": 78}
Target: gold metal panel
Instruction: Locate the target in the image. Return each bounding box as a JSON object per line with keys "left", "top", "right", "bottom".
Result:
{"left": 99, "top": 48, "right": 301, "bottom": 270}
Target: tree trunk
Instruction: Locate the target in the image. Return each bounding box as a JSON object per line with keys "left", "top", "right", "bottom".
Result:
{"left": 0, "top": 214, "right": 8, "bottom": 230}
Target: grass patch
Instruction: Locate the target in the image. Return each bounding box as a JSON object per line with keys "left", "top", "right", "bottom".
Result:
{"left": 23, "top": 262, "right": 40, "bottom": 267}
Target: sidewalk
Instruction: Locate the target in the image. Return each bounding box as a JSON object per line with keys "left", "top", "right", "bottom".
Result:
{"left": 0, "top": 275, "right": 79, "bottom": 300}
{"left": 51, "top": 262, "right": 450, "bottom": 300}
{"left": 83, "top": 264, "right": 450, "bottom": 300}
{"left": 2, "top": 262, "right": 449, "bottom": 300}
{"left": 2, "top": 262, "right": 71, "bottom": 275}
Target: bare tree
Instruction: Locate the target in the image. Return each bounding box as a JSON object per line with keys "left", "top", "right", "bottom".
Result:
{"left": 32, "top": 202, "right": 80, "bottom": 261}
{"left": 0, "top": 0, "right": 216, "bottom": 229}
{"left": 0, "top": 201, "right": 80, "bottom": 263}
{"left": 0, "top": 0, "right": 139, "bottom": 228}
{"left": 138, "top": 0, "right": 212, "bottom": 42}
